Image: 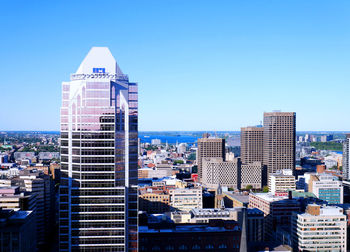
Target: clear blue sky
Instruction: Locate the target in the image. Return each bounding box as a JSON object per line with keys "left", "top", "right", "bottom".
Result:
{"left": 0, "top": 1, "right": 349, "bottom": 131}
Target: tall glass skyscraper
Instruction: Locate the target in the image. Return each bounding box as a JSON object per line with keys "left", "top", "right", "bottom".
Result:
{"left": 59, "top": 47, "right": 138, "bottom": 251}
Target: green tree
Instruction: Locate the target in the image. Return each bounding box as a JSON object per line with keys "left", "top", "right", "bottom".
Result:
{"left": 263, "top": 186, "right": 269, "bottom": 193}
{"left": 173, "top": 160, "right": 184, "bottom": 165}
{"left": 188, "top": 153, "right": 196, "bottom": 160}
{"left": 245, "top": 185, "right": 253, "bottom": 190}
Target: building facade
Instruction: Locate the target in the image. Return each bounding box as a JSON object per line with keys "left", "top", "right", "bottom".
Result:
{"left": 241, "top": 162, "right": 263, "bottom": 189}
{"left": 268, "top": 169, "right": 296, "bottom": 195}
{"left": 240, "top": 126, "right": 264, "bottom": 164}
{"left": 309, "top": 174, "right": 343, "bottom": 204}
{"left": 249, "top": 193, "right": 300, "bottom": 240}
{"left": 197, "top": 136, "right": 225, "bottom": 180}
{"left": 263, "top": 112, "right": 296, "bottom": 174}
{"left": 59, "top": 47, "right": 138, "bottom": 251}
{"left": 0, "top": 209, "right": 37, "bottom": 252}
{"left": 202, "top": 157, "right": 240, "bottom": 189}
{"left": 343, "top": 134, "right": 350, "bottom": 180}
{"left": 169, "top": 188, "right": 202, "bottom": 212}
{"left": 292, "top": 204, "right": 347, "bottom": 251}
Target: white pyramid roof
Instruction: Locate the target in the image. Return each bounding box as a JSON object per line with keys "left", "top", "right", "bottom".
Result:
{"left": 75, "top": 47, "right": 123, "bottom": 76}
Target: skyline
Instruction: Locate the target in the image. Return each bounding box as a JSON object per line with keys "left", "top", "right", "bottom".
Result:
{"left": 1, "top": 1, "right": 350, "bottom": 131}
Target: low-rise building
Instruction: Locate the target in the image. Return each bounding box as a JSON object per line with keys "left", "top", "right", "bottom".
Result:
{"left": 269, "top": 169, "right": 296, "bottom": 195}
{"left": 139, "top": 218, "right": 241, "bottom": 252}
{"left": 309, "top": 173, "right": 343, "bottom": 204}
{"left": 223, "top": 192, "right": 249, "bottom": 208}
{"left": 169, "top": 187, "right": 202, "bottom": 211}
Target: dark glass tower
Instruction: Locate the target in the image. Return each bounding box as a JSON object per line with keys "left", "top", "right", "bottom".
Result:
{"left": 59, "top": 47, "right": 138, "bottom": 251}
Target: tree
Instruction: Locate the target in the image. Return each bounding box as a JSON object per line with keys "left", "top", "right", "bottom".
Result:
{"left": 173, "top": 160, "right": 184, "bottom": 165}
{"left": 263, "top": 186, "right": 269, "bottom": 193}
{"left": 188, "top": 153, "right": 196, "bottom": 160}
{"left": 245, "top": 185, "right": 253, "bottom": 190}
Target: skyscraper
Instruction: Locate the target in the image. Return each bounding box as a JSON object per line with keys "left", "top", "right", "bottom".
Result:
{"left": 240, "top": 126, "right": 264, "bottom": 164}
{"left": 343, "top": 134, "right": 350, "bottom": 180}
{"left": 263, "top": 112, "right": 296, "bottom": 174}
{"left": 59, "top": 47, "right": 138, "bottom": 251}
{"left": 197, "top": 135, "right": 225, "bottom": 180}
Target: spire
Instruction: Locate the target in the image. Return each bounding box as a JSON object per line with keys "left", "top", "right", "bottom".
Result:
{"left": 239, "top": 208, "right": 248, "bottom": 252}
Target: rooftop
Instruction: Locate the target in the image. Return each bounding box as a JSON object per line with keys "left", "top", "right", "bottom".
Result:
{"left": 224, "top": 192, "right": 249, "bottom": 203}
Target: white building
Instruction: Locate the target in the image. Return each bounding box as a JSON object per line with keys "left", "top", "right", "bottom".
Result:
{"left": 177, "top": 143, "right": 187, "bottom": 154}
{"left": 151, "top": 138, "right": 161, "bottom": 145}
{"left": 310, "top": 174, "right": 343, "bottom": 204}
{"left": 202, "top": 157, "right": 239, "bottom": 189}
{"left": 292, "top": 204, "right": 347, "bottom": 251}
{"left": 169, "top": 187, "right": 202, "bottom": 212}
{"left": 241, "top": 162, "right": 263, "bottom": 189}
{"left": 59, "top": 47, "right": 138, "bottom": 251}
{"left": 268, "top": 170, "right": 296, "bottom": 195}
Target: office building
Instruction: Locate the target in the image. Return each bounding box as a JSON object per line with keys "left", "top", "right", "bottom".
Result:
{"left": 241, "top": 162, "right": 263, "bottom": 189}
{"left": 240, "top": 126, "right": 264, "bottom": 164}
{"left": 0, "top": 208, "right": 37, "bottom": 252}
{"left": 0, "top": 186, "right": 36, "bottom": 211}
{"left": 202, "top": 157, "right": 240, "bottom": 189}
{"left": 249, "top": 192, "right": 300, "bottom": 240}
{"left": 151, "top": 139, "right": 161, "bottom": 145}
{"left": 309, "top": 174, "right": 343, "bottom": 204}
{"left": 223, "top": 192, "right": 249, "bottom": 208}
{"left": 268, "top": 169, "right": 296, "bottom": 195}
{"left": 263, "top": 112, "right": 296, "bottom": 174}
{"left": 292, "top": 204, "right": 347, "bottom": 251}
{"left": 169, "top": 187, "right": 202, "bottom": 211}
{"left": 59, "top": 47, "right": 138, "bottom": 251}
{"left": 197, "top": 136, "right": 225, "bottom": 180}
{"left": 139, "top": 215, "right": 241, "bottom": 252}
{"left": 139, "top": 191, "right": 170, "bottom": 214}
{"left": 343, "top": 134, "right": 350, "bottom": 180}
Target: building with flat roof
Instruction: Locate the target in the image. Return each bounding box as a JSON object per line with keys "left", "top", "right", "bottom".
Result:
{"left": 241, "top": 161, "right": 263, "bottom": 189}
{"left": 197, "top": 136, "right": 225, "bottom": 180}
{"left": 249, "top": 192, "right": 300, "bottom": 240}
{"left": 343, "top": 134, "right": 350, "bottom": 180}
{"left": 139, "top": 218, "right": 241, "bottom": 252}
{"left": 202, "top": 157, "right": 240, "bottom": 189}
{"left": 263, "top": 112, "right": 296, "bottom": 174}
{"left": 169, "top": 187, "right": 202, "bottom": 211}
{"left": 0, "top": 208, "right": 37, "bottom": 252}
{"left": 223, "top": 192, "right": 249, "bottom": 208}
{"left": 268, "top": 169, "right": 296, "bottom": 195}
{"left": 309, "top": 173, "right": 343, "bottom": 204}
{"left": 292, "top": 204, "right": 347, "bottom": 251}
{"left": 241, "top": 126, "right": 264, "bottom": 164}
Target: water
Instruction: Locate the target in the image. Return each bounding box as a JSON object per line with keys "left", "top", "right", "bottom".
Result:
{"left": 139, "top": 134, "right": 198, "bottom": 145}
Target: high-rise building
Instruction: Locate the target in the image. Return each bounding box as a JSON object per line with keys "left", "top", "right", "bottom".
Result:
{"left": 292, "top": 204, "right": 347, "bottom": 251}
{"left": 59, "top": 47, "right": 138, "bottom": 251}
{"left": 343, "top": 134, "right": 350, "bottom": 180}
{"left": 197, "top": 136, "right": 225, "bottom": 180}
{"left": 240, "top": 126, "right": 264, "bottom": 164}
{"left": 263, "top": 112, "right": 296, "bottom": 174}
